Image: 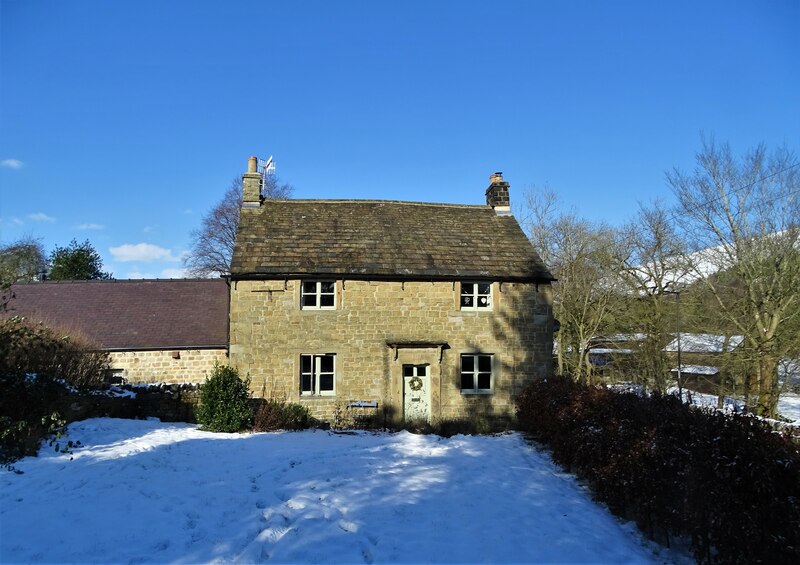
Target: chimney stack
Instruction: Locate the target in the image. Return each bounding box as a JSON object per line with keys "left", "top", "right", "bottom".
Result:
{"left": 486, "top": 171, "right": 511, "bottom": 215}
{"left": 242, "top": 156, "right": 262, "bottom": 208}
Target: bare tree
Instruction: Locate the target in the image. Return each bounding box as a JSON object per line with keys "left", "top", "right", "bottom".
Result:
{"left": 0, "top": 235, "right": 46, "bottom": 285}
{"left": 667, "top": 138, "right": 800, "bottom": 417}
{"left": 617, "top": 202, "right": 690, "bottom": 392}
{"left": 184, "top": 176, "right": 293, "bottom": 277}
{"left": 523, "top": 187, "right": 625, "bottom": 382}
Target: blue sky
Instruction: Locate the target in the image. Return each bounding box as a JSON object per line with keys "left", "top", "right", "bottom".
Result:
{"left": 1, "top": 0, "right": 798, "bottom": 279}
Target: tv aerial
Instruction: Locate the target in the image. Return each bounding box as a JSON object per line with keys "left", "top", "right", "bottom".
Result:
{"left": 257, "top": 156, "right": 276, "bottom": 193}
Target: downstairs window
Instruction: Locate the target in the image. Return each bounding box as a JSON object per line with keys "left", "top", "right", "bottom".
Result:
{"left": 460, "top": 353, "right": 493, "bottom": 394}
{"left": 300, "top": 353, "right": 336, "bottom": 396}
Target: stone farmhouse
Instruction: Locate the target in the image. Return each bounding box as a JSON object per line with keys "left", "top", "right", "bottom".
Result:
{"left": 229, "top": 157, "right": 555, "bottom": 423}
{"left": 3, "top": 279, "right": 229, "bottom": 383}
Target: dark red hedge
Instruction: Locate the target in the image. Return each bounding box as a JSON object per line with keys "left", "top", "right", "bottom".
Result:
{"left": 516, "top": 376, "right": 800, "bottom": 564}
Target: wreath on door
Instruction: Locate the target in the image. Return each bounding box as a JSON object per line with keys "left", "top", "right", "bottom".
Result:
{"left": 408, "top": 376, "right": 424, "bottom": 391}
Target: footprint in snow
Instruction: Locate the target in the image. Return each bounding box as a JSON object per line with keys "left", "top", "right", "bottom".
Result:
{"left": 338, "top": 519, "right": 359, "bottom": 533}
{"left": 258, "top": 525, "right": 294, "bottom": 544}
{"left": 286, "top": 499, "right": 306, "bottom": 510}
{"left": 152, "top": 540, "right": 170, "bottom": 552}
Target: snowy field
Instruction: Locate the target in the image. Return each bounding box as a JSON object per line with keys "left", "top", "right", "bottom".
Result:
{"left": 0, "top": 418, "right": 684, "bottom": 564}
{"left": 673, "top": 389, "right": 800, "bottom": 425}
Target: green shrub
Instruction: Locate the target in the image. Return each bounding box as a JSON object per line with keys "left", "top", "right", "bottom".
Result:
{"left": 252, "top": 398, "right": 313, "bottom": 431}
{"left": 196, "top": 364, "right": 253, "bottom": 432}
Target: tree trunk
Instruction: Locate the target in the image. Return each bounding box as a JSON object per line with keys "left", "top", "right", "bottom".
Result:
{"left": 556, "top": 334, "right": 565, "bottom": 376}
{"left": 584, "top": 351, "right": 594, "bottom": 386}
{"left": 742, "top": 370, "right": 753, "bottom": 413}
{"left": 757, "top": 353, "right": 780, "bottom": 418}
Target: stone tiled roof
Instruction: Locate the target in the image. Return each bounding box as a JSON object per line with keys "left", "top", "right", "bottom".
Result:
{"left": 2, "top": 279, "right": 229, "bottom": 350}
{"left": 231, "top": 200, "right": 553, "bottom": 281}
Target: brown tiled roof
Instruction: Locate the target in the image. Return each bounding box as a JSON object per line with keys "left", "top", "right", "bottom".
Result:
{"left": 231, "top": 200, "right": 554, "bottom": 281}
{"left": 2, "top": 279, "right": 229, "bottom": 350}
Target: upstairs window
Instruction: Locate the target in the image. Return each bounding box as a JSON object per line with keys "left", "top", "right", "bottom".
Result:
{"left": 460, "top": 353, "right": 493, "bottom": 394}
{"left": 300, "top": 353, "right": 336, "bottom": 396}
{"left": 301, "top": 281, "right": 336, "bottom": 309}
{"left": 460, "top": 282, "right": 492, "bottom": 310}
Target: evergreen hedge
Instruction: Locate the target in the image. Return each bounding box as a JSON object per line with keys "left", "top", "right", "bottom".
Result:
{"left": 196, "top": 364, "right": 253, "bottom": 433}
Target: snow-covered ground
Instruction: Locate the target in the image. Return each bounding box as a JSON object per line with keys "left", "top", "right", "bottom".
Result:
{"left": 676, "top": 388, "right": 800, "bottom": 425}
{"left": 0, "top": 418, "right": 685, "bottom": 564}
{"left": 780, "top": 394, "right": 800, "bottom": 423}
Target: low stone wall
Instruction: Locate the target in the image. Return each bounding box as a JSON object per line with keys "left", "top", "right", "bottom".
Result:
{"left": 66, "top": 384, "right": 202, "bottom": 424}
{"left": 109, "top": 349, "right": 227, "bottom": 384}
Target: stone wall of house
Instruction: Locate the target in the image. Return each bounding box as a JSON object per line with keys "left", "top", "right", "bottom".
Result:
{"left": 109, "top": 349, "right": 228, "bottom": 384}
{"left": 229, "top": 279, "right": 553, "bottom": 423}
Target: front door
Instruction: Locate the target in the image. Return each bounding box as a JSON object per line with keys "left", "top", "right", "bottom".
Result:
{"left": 403, "top": 364, "right": 431, "bottom": 422}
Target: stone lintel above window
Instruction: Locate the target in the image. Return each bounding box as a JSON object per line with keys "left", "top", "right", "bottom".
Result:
{"left": 386, "top": 341, "right": 450, "bottom": 363}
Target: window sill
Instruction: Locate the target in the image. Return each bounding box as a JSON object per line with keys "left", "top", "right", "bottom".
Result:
{"left": 460, "top": 390, "right": 493, "bottom": 396}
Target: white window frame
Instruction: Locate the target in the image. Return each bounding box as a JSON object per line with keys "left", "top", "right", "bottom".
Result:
{"left": 460, "top": 282, "right": 492, "bottom": 311}
{"left": 300, "top": 353, "right": 336, "bottom": 396}
{"left": 460, "top": 353, "right": 493, "bottom": 394}
{"left": 301, "top": 280, "right": 336, "bottom": 310}
{"left": 104, "top": 368, "right": 126, "bottom": 386}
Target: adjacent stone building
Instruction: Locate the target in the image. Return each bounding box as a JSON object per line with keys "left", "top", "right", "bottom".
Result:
{"left": 3, "top": 279, "right": 229, "bottom": 384}
{"left": 229, "top": 158, "right": 555, "bottom": 423}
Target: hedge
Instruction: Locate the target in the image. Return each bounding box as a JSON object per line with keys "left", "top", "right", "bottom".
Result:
{"left": 516, "top": 376, "right": 800, "bottom": 564}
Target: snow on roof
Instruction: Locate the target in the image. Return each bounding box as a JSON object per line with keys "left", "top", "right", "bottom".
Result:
{"left": 602, "top": 333, "right": 648, "bottom": 342}
{"left": 671, "top": 365, "right": 720, "bottom": 375}
{"left": 589, "top": 348, "right": 633, "bottom": 355}
{"left": 663, "top": 333, "right": 744, "bottom": 353}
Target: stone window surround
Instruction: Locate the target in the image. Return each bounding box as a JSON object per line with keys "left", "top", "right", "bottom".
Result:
{"left": 300, "top": 353, "right": 336, "bottom": 396}
{"left": 460, "top": 353, "right": 494, "bottom": 394}
{"left": 459, "top": 281, "right": 493, "bottom": 311}
{"left": 300, "top": 280, "right": 337, "bottom": 310}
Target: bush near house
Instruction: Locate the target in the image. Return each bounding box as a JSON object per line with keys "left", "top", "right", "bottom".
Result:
{"left": 196, "top": 364, "right": 253, "bottom": 433}
{"left": 252, "top": 398, "right": 313, "bottom": 432}
{"left": 0, "top": 316, "right": 109, "bottom": 466}
{"left": 516, "top": 376, "right": 800, "bottom": 564}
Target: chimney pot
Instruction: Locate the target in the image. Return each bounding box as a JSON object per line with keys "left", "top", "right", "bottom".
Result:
{"left": 490, "top": 172, "right": 504, "bottom": 183}
{"left": 247, "top": 156, "right": 258, "bottom": 173}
